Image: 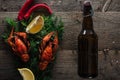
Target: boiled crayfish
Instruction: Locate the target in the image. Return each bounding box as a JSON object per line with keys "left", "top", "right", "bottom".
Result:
{"left": 7, "top": 27, "right": 30, "bottom": 62}
{"left": 39, "top": 31, "right": 59, "bottom": 70}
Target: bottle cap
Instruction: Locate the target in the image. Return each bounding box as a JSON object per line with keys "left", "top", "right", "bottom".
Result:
{"left": 83, "top": 0, "right": 94, "bottom": 17}
{"left": 84, "top": 0, "right": 91, "bottom": 6}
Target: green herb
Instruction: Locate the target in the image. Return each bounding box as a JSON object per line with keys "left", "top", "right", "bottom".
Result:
{"left": 5, "top": 18, "right": 17, "bottom": 27}
{"left": 2, "top": 14, "right": 64, "bottom": 80}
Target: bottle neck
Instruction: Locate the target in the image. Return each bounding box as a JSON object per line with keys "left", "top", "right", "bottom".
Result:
{"left": 82, "top": 16, "right": 93, "bottom": 30}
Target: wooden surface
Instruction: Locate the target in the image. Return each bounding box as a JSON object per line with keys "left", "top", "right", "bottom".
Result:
{"left": 0, "top": 12, "right": 120, "bottom": 80}
{"left": 0, "top": 12, "right": 120, "bottom": 50}
{"left": 0, "top": 50, "right": 23, "bottom": 80}
{"left": 52, "top": 50, "right": 120, "bottom": 80}
{"left": 0, "top": 0, "right": 120, "bottom": 12}
{"left": 0, "top": 49, "right": 120, "bottom": 80}
{"left": 0, "top": 0, "right": 120, "bottom": 80}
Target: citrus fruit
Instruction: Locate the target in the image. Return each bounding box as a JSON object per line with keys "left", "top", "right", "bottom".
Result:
{"left": 18, "top": 68, "right": 35, "bottom": 80}
{"left": 26, "top": 15, "right": 44, "bottom": 34}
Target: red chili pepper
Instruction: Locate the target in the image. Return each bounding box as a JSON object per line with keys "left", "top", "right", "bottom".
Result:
{"left": 18, "top": 0, "right": 34, "bottom": 21}
{"left": 24, "top": 3, "right": 53, "bottom": 19}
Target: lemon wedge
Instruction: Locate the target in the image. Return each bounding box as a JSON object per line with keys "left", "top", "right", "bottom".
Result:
{"left": 18, "top": 68, "right": 35, "bottom": 80}
{"left": 26, "top": 15, "right": 44, "bottom": 34}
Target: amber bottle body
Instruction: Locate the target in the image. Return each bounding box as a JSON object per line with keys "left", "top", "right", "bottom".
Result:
{"left": 78, "top": 13, "right": 98, "bottom": 78}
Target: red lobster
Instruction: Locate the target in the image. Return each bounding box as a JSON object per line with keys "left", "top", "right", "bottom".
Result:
{"left": 7, "top": 27, "right": 30, "bottom": 62}
{"left": 39, "top": 31, "right": 59, "bottom": 70}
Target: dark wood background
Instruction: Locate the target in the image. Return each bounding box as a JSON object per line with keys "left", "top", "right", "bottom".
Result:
{"left": 0, "top": 0, "right": 120, "bottom": 12}
{"left": 0, "top": 0, "right": 120, "bottom": 80}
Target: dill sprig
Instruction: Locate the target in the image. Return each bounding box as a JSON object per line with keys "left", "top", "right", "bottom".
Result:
{"left": 2, "top": 14, "right": 64, "bottom": 80}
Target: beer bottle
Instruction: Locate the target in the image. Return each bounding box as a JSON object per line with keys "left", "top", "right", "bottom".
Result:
{"left": 78, "top": 0, "right": 98, "bottom": 78}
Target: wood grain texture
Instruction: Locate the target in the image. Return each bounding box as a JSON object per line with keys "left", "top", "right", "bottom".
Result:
{"left": 52, "top": 50, "right": 120, "bottom": 80}
{"left": 56, "top": 12, "right": 120, "bottom": 50}
{"left": 0, "top": 12, "right": 120, "bottom": 50}
{"left": 0, "top": 50, "right": 23, "bottom": 80}
{"left": 0, "top": 49, "right": 120, "bottom": 80}
{"left": 0, "top": 12, "right": 120, "bottom": 80}
{"left": 0, "top": 0, "right": 120, "bottom": 12}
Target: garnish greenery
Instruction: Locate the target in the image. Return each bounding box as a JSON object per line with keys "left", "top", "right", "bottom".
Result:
{"left": 2, "top": 14, "right": 64, "bottom": 80}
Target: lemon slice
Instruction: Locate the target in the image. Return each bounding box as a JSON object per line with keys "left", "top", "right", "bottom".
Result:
{"left": 18, "top": 68, "right": 35, "bottom": 80}
{"left": 26, "top": 15, "right": 44, "bottom": 34}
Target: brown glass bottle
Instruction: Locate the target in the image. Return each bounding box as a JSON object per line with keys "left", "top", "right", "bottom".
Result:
{"left": 78, "top": 1, "right": 98, "bottom": 78}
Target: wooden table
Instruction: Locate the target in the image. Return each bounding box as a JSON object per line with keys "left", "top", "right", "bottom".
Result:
{"left": 52, "top": 50, "right": 120, "bottom": 80}
{"left": 0, "top": 12, "right": 120, "bottom": 80}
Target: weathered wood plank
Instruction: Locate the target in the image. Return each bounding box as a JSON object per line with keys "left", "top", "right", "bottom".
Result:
{"left": 108, "top": 0, "right": 120, "bottom": 11}
{"left": 0, "top": 50, "right": 23, "bottom": 80}
{"left": 0, "top": 0, "right": 120, "bottom": 12}
{"left": 0, "top": 49, "right": 120, "bottom": 80}
{"left": 0, "top": 12, "right": 120, "bottom": 50}
{"left": 52, "top": 50, "right": 120, "bottom": 80}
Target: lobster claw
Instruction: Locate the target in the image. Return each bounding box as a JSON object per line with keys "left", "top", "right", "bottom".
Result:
{"left": 14, "top": 32, "right": 27, "bottom": 41}
{"left": 39, "top": 32, "right": 54, "bottom": 53}
{"left": 7, "top": 27, "right": 15, "bottom": 48}
{"left": 39, "top": 42, "right": 53, "bottom": 70}
{"left": 39, "top": 61, "right": 49, "bottom": 70}
{"left": 7, "top": 27, "right": 30, "bottom": 62}
{"left": 39, "top": 31, "right": 59, "bottom": 70}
